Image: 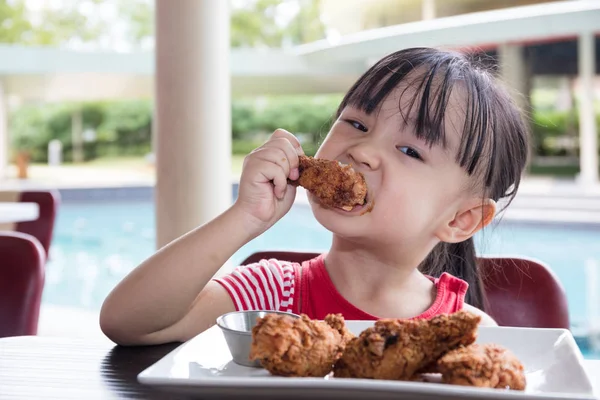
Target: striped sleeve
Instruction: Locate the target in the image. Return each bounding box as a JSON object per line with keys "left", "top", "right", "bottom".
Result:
{"left": 213, "top": 259, "right": 296, "bottom": 313}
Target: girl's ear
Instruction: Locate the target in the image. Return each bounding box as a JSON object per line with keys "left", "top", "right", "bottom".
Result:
{"left": 435, "top": 199, "right": 496, "bottom": 243}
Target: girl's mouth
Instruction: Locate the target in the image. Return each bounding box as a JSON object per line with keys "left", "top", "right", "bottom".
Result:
{"left": 334, "top": 192, "right": 374, "bottom": 215}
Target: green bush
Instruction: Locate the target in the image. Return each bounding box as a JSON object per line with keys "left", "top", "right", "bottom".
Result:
{"left": 10, "top": 95, "right": 341, "bottom": 163}
{"left": 232, "top": 139, "right": 319, "bottom": 157}
{"left": 529, "top": 109, "right": 600, "bottom": 156}
{"left": 232, "top": 100, "right": 260, "bottom": 140}
{"left": 97, "top": 100, "right": 152, "bottom": 146}
{"left": 255, "top": 95, "right": 341, "bottom": 144}
{"left": 531, "top": 110, "right": 577, "bottom": 138}
{"left": 11, "top": 94, "right": 595, "bottom": 164}
{"left": 232, "top": 140, "right": 262, "bottom": 155}
{"left": 10, "top": 106, "right": 52, "bottom": 161}
{"left": 10, "top": 100, "right": 152, "bottom": 162}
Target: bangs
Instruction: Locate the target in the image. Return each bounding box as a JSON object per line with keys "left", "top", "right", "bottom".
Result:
{"left": 336, "top": 48, "right": 497, "bottom": 188}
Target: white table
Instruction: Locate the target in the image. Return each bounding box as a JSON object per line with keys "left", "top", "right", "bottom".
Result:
{"left": 0, "top": 202, "right": 39, "bottom": 224}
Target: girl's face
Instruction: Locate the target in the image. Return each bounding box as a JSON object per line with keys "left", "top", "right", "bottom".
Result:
{"left": 311, "top": 84, "right": 479, "bottom": 260}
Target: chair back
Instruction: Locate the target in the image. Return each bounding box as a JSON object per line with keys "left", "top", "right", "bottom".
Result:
{"left": 0, "top": 231, "right": 46, "bottom": 337}
{"left": 480, "top": 257, "right": 569, "bottom": 329}
{"left": 241, "top": 251, "right": 570, "bottom": 329}
{"left": 0, "top": 189, "right": 60, "bottom": 256}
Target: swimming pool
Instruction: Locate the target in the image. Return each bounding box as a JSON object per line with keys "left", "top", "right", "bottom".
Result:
{"left": 43, "top": 195, "right": 600, "bottom": 357}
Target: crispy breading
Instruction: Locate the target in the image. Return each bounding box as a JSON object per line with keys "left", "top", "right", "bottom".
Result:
{"left": 334, "top": 311, "right": 481, "bottom": 380}
{"left": 249, "top": 313, "right": 353, "bottom": 377}
{"left": 292, "top": 156, "right": 368, "bottom": 211}
{"left": 436, "top": 343, "right": 526, "bottom": 390}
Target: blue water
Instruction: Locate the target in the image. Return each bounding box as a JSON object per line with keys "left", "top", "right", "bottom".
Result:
{"left": 44, "top": 201, "right": 332, "bottom": 311}
{"left": 44, "top": 199, "right": 600, "bottom": 358}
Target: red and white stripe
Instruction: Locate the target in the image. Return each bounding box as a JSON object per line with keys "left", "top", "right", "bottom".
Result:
{"left": 214, "top": 259, "right": 295, "bottom": 313}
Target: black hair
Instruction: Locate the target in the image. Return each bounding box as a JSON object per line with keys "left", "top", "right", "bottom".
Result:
{"left": 335, "top": 47, "right": 529, "bottom": 310}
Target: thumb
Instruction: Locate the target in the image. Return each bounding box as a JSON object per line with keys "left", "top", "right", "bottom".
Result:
{"left": 279, "top": 183, "right": 297, "bottom": 211}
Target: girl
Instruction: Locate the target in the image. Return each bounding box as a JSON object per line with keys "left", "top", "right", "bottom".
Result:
{"left": 100, "top": 47, "right": 528, "bottom": 346}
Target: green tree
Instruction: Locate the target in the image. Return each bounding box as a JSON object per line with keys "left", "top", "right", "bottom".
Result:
{"left": 0, "top": 0, "right": 105, "bottom": 46}
{"left": 231, "top": 0, "right": 326, "bottom": 48}
{"left": 231, "top": 0, "right": 284, "bottom": 47}
{"left": 0, "top": 0, "right": 31, "bottom": 43}
{"left": 284, "top": 0, "right": 327, "bottom": 46}
{"left": 117, "top": 0, "right": 154, "bottom": 46}
{"left": 1, "top": 0, "right": 327, "bottom": 49}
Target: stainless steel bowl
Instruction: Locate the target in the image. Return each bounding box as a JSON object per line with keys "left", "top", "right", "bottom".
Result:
{"left": 216, "top": 310, "right": 300, "bottom": 368}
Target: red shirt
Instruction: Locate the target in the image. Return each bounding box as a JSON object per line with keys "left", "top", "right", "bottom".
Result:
{"left": 214, "top": 254, "right": 468, "bottom": 320}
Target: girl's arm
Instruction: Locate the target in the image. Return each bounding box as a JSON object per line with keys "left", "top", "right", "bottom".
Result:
{"left": 99, "top": 129, "right": 303, "bottom": 346}
{"left": 100, "top": 206, "right": 254, "bottom": 345}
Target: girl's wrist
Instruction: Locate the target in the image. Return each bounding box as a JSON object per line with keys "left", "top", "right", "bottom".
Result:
{"left": 225, "top": 203, "right": 265, "bottom": 242}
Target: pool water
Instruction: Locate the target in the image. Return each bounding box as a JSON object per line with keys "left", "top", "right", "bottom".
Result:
{"left": 44, "top": 199, "right": 600, "bottom": 357}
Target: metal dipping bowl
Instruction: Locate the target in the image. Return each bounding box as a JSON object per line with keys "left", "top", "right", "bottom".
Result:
{"left": 216, "top": 310, "right": 300, "bottom": 368}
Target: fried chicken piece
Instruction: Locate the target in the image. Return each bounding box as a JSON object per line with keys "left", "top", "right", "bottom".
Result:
{"left": 324, "top": 313, "right": 355, "bottom": 346}
{"left": 291, "top": 156, "right": 368, "bottom": 211}
{"left": 334, "top": 311, "right": 481, "bottom": 380}
{"left": 437, "top": 343, "right": 526, "bottom": 390}
{"left": 249, "top": 313, "right": 353, "bottom": 377}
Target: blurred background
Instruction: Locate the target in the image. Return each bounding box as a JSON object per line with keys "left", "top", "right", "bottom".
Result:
{"left": 0, "top": 0, "right": 599, "bottom": 357}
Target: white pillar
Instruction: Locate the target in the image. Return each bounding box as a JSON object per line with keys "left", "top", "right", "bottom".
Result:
{"left": 498, "top": 43, "right": 528, "bottom": 111}
{"left": 155, "top": 0, "right": 232, "bottom": 248}
{"left": 422, "top": 0, "right": 436, "bottom": 20}
{"left": 0, "top": 81, "right": 7, "bottom": 180}
{"left": 577, "top": 31, "right": 598, "bottom": 185}
{"left": 499, "top": 43, "right": 533, "bottom": 169}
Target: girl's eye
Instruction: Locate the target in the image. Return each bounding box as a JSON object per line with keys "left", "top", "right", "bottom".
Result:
{"left": 398, "top": 146, "right": 422, "bottom": 160}
{"left": 346, "top": 120, "right": 368, "bottom": 132}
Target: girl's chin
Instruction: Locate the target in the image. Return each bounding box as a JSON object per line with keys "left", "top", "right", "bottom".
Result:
{"left": 307, "top": 194, "right": 375, "bottom": 217}
{"left": 309, "top": 198, "right": 373, "bottom": 237}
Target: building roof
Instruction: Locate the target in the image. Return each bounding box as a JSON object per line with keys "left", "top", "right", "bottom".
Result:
{"left": 0, "top": 0, "right": 598, "bottom": 101}
{"left": 294, "top": 0, "right": 600, "bottom": 63}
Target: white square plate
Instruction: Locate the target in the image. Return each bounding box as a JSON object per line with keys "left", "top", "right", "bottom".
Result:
{"left": 138, "top": 322, "right": 597, "bottom": 399}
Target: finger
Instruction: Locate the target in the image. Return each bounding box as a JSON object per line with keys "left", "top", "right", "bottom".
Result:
{"left": 252, "top": 146, "right": 291, "bottom": 179}
{"left": 256, "top": 160, "right": 289, "bottom": 200}
{"left": 281, "top": 182, "right": 297, "bottom": 207}
{"left": 262, "top": 138, "right": 300, "bottom": 179}
{"left": 272, "top": 169, "right": 288, "bottom": 200}
{"left": 270, "top": 129, "right": 305, "bottom": 156}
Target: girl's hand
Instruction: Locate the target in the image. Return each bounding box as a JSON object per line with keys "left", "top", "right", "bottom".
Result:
{"left": 233, "top": 129, "right": 304, "bottom": 236}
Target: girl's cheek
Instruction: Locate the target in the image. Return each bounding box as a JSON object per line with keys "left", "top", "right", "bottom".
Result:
{"left": 316, "top": 138, "right": 341, "bottom": 158}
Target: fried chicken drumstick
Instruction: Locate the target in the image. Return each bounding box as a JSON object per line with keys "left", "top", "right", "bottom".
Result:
{"left": 334, "top": 311, "right": 481, "bottom": 381}
{"left": 249, "top": 313, "right": 354, "bottom": 377}
{"left": 291, "top": 156, "right": 368, "bottom": 211}
{"left": 436, "top": 343, "right": 526, "bottom": 390}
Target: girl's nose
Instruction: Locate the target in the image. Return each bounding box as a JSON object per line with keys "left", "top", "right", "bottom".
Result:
{"left": 348, "top": 143, "right": 380, "bottom": 171}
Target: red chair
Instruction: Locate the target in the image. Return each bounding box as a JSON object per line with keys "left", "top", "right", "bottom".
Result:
{"left": 241, "top": 251, "right": 570, "bottom": 329}
{"left": 479, "top": 257, "right": 569, "bottom": 329}
{"left": 0, "top": 189, "right": 60, "bottom": 256}
{"left": 0, "top": 231, "right": 46, "bottom": 337}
